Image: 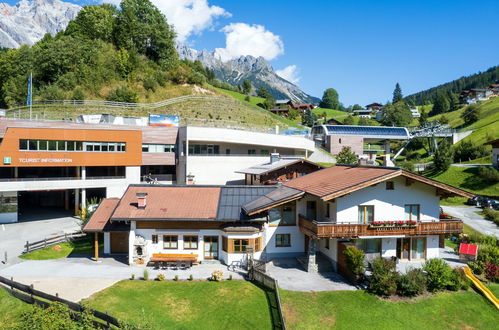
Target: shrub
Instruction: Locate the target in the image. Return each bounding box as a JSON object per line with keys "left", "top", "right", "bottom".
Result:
{"left": 484, "top": 262, "right": 499, "bottom": 282}
{"left": 447, "top": 268, "right": 470, "bottom": 291}
{"left": 478, "top": 167, "right": 499, "bottom": 183}
{"left": 156, "top": 273, "right": 165, "bottom": 281}
{"left": 368, "top": 257, "right": 397, "bottom": 296}
{"left": 40, "top": 84, "right": 65, "bottom": 100}
{"left": 244, "top": 95, "right": 250, "bottom": 102}
{"left": 143, "top": 269, "right": 149, "bottom": 281}
{"left": 344, "top": 246, "right": 365, "bottom": 276}
{"left": 20, "top": 302, "right": 94, "bottom": 329}
{"left": 130, "top": 274, "right": 135, "bottom": 280}
{"left": 188, "top": 274, "right": 193, "bottom": 281}
{"left": 422, "top": 258, "right": 452, "bottom": 292}
{"left": 107, "top": 86, "right": 138, "bottom": 103}
{"left": 174, "top": 275, "right": 179, "bottom": 281}
{"left": 453, "top": 141, "right": 487, "bottom": 163}
{"left": 468, "top": 261, "right": 485, "bottom": 275}
{"left": 143, "top": 77, "right": 158, "bottom": 92}
{"left": 483, "top": 208, "right": 499, "bottom": 226}
{"left": 72, "top": 87, "right": 85, "bottom": 100}
{"left": 397, "top": 268, "right": 426, "bottom": 296}
{"left": 477, "top": 244, "right": 499, "bottom": 265}
{"left": 228, "top": 274, "right": 233, "bottom": 281}
{"left": 211, "top": 270, "right": 223, "bottom": 282}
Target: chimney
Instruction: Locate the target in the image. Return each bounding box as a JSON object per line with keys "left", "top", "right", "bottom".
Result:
{"left": 136, "top": 192, "right": 148, "bottom": 209}
{"left": 270, "top": 153, "right": 280, "bottom": 164}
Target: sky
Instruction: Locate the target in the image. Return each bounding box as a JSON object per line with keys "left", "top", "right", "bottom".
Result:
{"left": 6, "top": 0, "right": 499, "bottom": 105}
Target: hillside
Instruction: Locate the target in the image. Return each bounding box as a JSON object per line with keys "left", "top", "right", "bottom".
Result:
{"left": 405, "top": 65, "right": 499, "bottom": 105}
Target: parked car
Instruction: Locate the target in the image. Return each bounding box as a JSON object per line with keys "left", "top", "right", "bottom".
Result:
{"left": 467, "top": 196, "right": 488, "bottom": 207}
{"left": 482, "top": 199, "right": 499, "bottom": 210}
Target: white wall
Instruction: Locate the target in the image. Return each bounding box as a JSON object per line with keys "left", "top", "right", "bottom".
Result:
{"left": 426, "top": 235, "right": 440, "bottom": 259}
{"left": 335, "top": 176, "right": 440, "bottom": 223}
{"left": 318, "top": 238, "right": 338, "bottom": 271}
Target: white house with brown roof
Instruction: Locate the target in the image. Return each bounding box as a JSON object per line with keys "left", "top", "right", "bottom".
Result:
{"left": 84, "top": 165, "right": 472, "bottom": 273}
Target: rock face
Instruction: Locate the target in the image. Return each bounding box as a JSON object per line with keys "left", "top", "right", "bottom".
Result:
{"left": 177, "top": 45, "right": 319, "bottom": 104}
{"left": 0, "top": 0, "right": 81, "bottom": 48}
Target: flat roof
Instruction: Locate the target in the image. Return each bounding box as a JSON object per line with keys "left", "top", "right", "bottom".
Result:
{"left": 236, "top": 158, "right": 322, "bottom": 175}
{"left": 324, "top": 125, "right": 410, "bottom": 139}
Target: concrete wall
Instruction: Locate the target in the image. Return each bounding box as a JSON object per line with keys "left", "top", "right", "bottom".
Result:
{"left": 335, "top": 176, "right": 440, "bottom": 223}
{"left": 262, "top": 221, "right": 305, "bottom": 260}
{"left": 318, "top": 238, "right": 338, "bottom": 271}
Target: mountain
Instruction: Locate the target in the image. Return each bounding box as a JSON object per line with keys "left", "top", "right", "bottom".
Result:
{"left": 0, "top": 0, "right": 81, "bottom": 48}
{"left": 405, "top": 65, "right": 499, "bottom": 105}
{"left": 177, "top": 45, "right": 320, "bottom": 104}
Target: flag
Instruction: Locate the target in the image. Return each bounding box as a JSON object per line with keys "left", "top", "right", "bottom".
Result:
{"left": 27, "top": 73, "right": 32, "bottom": 107}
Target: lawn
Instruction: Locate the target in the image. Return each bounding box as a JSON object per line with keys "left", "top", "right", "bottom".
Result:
{"left": 427, "top": 166, "right": 498, "bottom": 197}
{"left": 85, "top": 280, "right": 273, "bottom": 329}
{"left": 0, "top": 287, "right": 31, "bottom": 329}
{"left": 19, "top": 235, "right": 102, "bottom": 260}
{"left": 280, "top": 284, "right": 499, "bottom": 330}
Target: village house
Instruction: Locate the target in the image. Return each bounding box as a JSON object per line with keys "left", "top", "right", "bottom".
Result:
{"left": 83, "top": 165, "right": 472, "bottom": 273}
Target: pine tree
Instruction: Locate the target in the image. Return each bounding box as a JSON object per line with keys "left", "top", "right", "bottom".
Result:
{"left": 431, "top": 91, "right": 450, "bottom": 115}
{"left": 433, "top": 139, "right": 453, "bottom": 172}
{"left": 392, "top": 83, "right": 403, "bottom": 103}
{"left": 336, "top": 146, "right": 358, "bottom": 164}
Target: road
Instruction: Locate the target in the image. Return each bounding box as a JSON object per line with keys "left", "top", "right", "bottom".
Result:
{"left": 441, "top": 206, "right": 499, "bottom": 237}
{"left": 0, "top": 216, "right": 81, "bottom": 269}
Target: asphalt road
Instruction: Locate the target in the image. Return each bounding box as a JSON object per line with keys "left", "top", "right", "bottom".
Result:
{"left": 441, "top": 206, "right": 499, "bottom": 237}
{"left": 0, "top": 216, "right": 81, "bottom": 268}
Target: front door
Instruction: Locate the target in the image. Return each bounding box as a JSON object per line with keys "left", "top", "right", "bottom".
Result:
{"left": 397, "top": 238, "right": 411, "bottom": 260}
{"left": 204, "top": 236, "right": 218, "bottom": 260}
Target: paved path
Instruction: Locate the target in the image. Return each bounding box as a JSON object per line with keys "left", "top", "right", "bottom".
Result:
{"left": 442, "top": 206, "right": 499, "bottom": 237}
{"left": 0, "top": 216, "right": 81, "bottom": 269}
{"left": 451, "top": 164, "right": 491, "bottom": 167}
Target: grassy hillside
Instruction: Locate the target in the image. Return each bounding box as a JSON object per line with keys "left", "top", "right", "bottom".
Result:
{"left": 428, "top": 166, "right": 498, "bottom": 197}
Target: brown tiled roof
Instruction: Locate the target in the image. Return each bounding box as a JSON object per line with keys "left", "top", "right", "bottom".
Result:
{"left": 284, "top": 165, "right": 473, "bottom": 200}
{"left": 111, "top": 186, "right": 221, "bottom": 220}
{"left": 83, "top": 198, "right": 119, "bottom": 232}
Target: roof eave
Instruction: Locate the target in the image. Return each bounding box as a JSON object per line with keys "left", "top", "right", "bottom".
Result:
{"left": 244, "top": 192, "right": 305, "bottom": 216}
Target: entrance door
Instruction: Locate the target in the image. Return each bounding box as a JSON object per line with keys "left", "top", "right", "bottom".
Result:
{"left": 204, "top": 236, "right": 218, "bottom": 259}
{"left": 397, "top": 238, "right": 411, "bottom": 260}
{"left": 110, "top": 232, "right": 129, "bottom": 254}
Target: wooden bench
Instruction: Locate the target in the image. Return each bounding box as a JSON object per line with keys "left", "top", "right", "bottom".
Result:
{"left": 149, "top": 254, "right": 199, "bottom": 269}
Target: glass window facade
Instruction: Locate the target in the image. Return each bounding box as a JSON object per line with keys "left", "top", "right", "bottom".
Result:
{"left": 19, "top": 139, "right": 126, "bottom": 152}
{"left": 142, "top": 144, "right": 175, "bottom": 153}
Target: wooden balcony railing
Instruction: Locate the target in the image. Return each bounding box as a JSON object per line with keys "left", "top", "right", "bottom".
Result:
{"left": 299, "top": 215, "right": 463, "bottom": 238}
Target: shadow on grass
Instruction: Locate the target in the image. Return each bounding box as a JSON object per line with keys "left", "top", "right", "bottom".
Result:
{"left": 461, "top": 167, "right": 496, "bottom": 192}
{"left": 251, "top": 281, "right": 284, "bottom": 330}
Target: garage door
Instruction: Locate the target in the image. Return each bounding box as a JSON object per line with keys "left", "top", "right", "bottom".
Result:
{"left": 110, "top": 232, "right": 129, "bottom": 254}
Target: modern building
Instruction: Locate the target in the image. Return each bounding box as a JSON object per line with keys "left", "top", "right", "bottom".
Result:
{"left": 0, "top": 118, "right": 316, "bottom": 223}
{"left": 83, "top": 165, "right": 472, "bottom": 272}
{"left": 236, "top": 154, "right": 323, "bottom": 185}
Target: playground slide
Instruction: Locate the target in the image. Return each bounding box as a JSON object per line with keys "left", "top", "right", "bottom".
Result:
{"left": 463, "top": 266, "right": 499, "bottom": 310}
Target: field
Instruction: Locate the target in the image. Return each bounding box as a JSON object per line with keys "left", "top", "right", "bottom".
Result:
{"left": 280, "top": 283, "right": 499, "bottom": 330}
{"left": 85, "top": 280, "right": 273, "bottom": 329}
{"left": 19, "top": 235, "right": 102, "bottom": 260}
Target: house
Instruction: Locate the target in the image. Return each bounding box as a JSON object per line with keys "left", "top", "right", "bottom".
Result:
{"left": 269, "top": 108, "right": 290, "bottom": 117}
{"left": 409, "top": 107, "right": 420, "bottom": 118}
{"left": 485, "top": 139, "right": 499, "bottom": 168}
{"left": 460, "top": 88, "right": 493, "bottom": 104}
{"left": 84, "top": 165, "right": 472, "bottom": 273}
{"left": 365, "top": 103, "right": 383, "bottom": 112}
{"left": 352, "top": 109, "right": 372, "bottom": 118}
{"left": 236, "top": 154, "right": 324, "bottom": 185}
{"left": 326, "top": 118, "right": 343, "bottom": 125}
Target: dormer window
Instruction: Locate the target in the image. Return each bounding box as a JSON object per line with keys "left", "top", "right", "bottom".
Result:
{"left": 386, "top": 181, "right": 394, "bottom": 190}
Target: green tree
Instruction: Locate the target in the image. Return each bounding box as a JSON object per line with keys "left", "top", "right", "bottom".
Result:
{"left": 433, "top": 139, "right": 453, "bottom": 172}
{"left": 392, "top": 83, "right": 403, "bottom": 103}
{"left": 288, "top": 108, "right": 299, "bottom": 120}
{"left": 461, "top": 104, "right": 480, "bottom": 125}
{"left": 336, "top": 146, "right": 358, "bottom": 164}
{"left": 256, "top": 85, "right": 271, "bottom": 99}
{"left": 343, "top": 115, "right": 355, "bottom": 125}
{"left": 431, "top": 91, "right": 450, "bottom": 115}
{"left": 114, "top": 0, "right": 177, "bottom": 68}
{"left": 358, "top": 117, "right": 372, "bottom": 126}
{"left": 381, "top": 101, "right": 412, "bottom": 126}
{"left": 65, "top": 4, "right": 117, "bottom": 42}
{"left": 107, "top": 86, "right": 138, "bottom": 103}
{"left": 241, "top": 79, "right": 252, "bottom": 95}
{"left": 319, "top": 88, "right": 339, "bottom": 109}
{"left": 419, "top": 109, "right": 428, "bottom": 127}
{"left": 447, "top": 91, "right": 459, "bottom": 111}
{"left": 352, "top": 104, "right": 363, "bottom": 110}
{"left": 301, "top": 108, "right": 317, "bottom": 127}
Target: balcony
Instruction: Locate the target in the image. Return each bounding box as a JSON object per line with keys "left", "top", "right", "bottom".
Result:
{"left": 298, "top": 215, "right": 463, "bottom": 238}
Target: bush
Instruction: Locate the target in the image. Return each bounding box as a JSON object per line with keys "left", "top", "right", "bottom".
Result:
{"left": 40, "top": 84, "right": 65, "bottom": 100}
{"left": 156, "top": 273, "right": 165, "bottom": 281}
{"left": 453, "top": 141, "right": 487, "bottom": 163}
{"left": 130, "top": 274, "right": 135, "bottom": 280}
{"left": 106, "top": 86, "right": 138, "bottom": 103}
{"left": 368, "top": 257, "right": 397, "bottom": 296}
{"left": 397, "top": 268, "right": 427, "bottom": 296}
{"left": 174, "top": 275, "right": 179, "bottom": 281}
{"left": 244, "top": 95, "right": 250, "bottom": 102}
{"left": 468, "top": 261, "right": 485, "bottom": 275}
{"left": 477, "top": 244, "right": 499, "bottom": 265}
{"left": 484, "top": 262, "right": 499, "bottom": 282}
{"left": 20, "top": 302, "right": 94, "bottom": 329}
{"left": 478, "top": 167, "right": 499, "bottom": 183}
{"left": 143, "top": 77, "right": 158, "bottom": 92}
{"left": 447, "top": 268, "right": 470, "bottom": 291}
{"left": 343, "top": 246, "right": 365, "bottom": 276}
{"left": 422, "top": 258, "right": 452, "bottom": 292}
{"left": 228, "top": 274, "right": 233, "bottom": 281}
{"left": 188, "top": 274, "right": 193, "bottom": 281}
{"left": 211, "top": 270, "right": 223, "bottom": 282}
{"left": 72, "top": 87, "right": 85, "bottom": 100}
{"left": 483, "top": 208, "right": 499, "bottom": 225}
{"left": 143, "top": 269, "right": 149, "bottom": 281}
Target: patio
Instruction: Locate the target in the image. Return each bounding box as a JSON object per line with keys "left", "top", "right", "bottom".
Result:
{"left": 396, "top": 247, "right": 467, "bottom": 273}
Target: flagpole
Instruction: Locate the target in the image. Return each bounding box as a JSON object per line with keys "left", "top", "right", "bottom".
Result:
{"left": 28, "top": 72, "right": 32, "bottom": 120}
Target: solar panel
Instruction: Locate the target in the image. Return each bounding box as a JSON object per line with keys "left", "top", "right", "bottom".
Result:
{"left": 325, "top": 125, "right": 409, "bottom": 138}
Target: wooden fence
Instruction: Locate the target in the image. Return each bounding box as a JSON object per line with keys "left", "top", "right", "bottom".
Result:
{"left": 0, "top": 276, "right": 120, "bottom": 328}
{"left": 249, "top": 263, "right": 286, "bottom": 330}
{"left": 24, "top": 232, "right": 86, "bottom": 253}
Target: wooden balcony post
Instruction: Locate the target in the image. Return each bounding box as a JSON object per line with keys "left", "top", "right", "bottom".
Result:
{"left": 94, "top": 232, "right": 99, "bottom": 261}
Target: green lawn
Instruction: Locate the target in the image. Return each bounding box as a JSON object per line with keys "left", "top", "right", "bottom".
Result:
{"left": 280, "top": 284, "right": 499, "bottom": 330}
{"left": 85, "top": 280, "right": 273, "bottom": 329}
{"left": 213, "top": 87, "right": 265, "bottom": 107}
{"left": 427, "top": 166, "right": 498, "bottom": 196}
{"left": 19, "top": 235, "right": 102, "bottom": 260}
{"left": 0, "top": 287, "right": 31, "bottom": 329}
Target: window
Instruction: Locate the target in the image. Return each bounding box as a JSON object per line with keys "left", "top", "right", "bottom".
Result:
{"left": 248, "top": 149, "right": 256, "bottom": 155}
{"left": 354, "top": 238, "right": 381, "bottom": 254}
{"left": 325, "top": 203, "right": 330, "bottom": 218}
{"left": 269, "top": 204, "right": 296, "bottom": 226}
{"left": 255, "top": 237, "right": 261, "bottom": 252}
{"left": 386, "top": 181, "right": 394, "bottom": 190}
{"left": 163, "top": 235, "right": 178, "bottom": 249}
{"left": 233, "top": 239, "right": 249, "bottom": 252}
{"left": 358, "top": 205, "right": 374, "bottom": 224}
{"left": 19, "top": 139, "right": 126, "bottom": 152}
{"left": 19, "top": 139, "right": 27, "bottom": 150}
{"left": 306, "top": 201, "right": 317, "bottom": 220}
{"left": 276, "top": 234, "right": 291, "bottom": 247}
{"left": 325, "top": 239, "right": 330, "bottom": 250}
{"left": 183, "top": 236, "right": 198, "bottom": 250}
{"left": 151, "top": 235, "right": 158, "bottom": 244}
{"left": 188, "top": 144, "right": 220, "bottom": 155}
{"left": 226, "top": 149, "right": 231, "bottom": 155}
{"left": 260, "top": 149, "right": 269, "bottom": 155}
{"left": 404, "top": 204, "right": 420, "bottom": 221}
{"left": 411, "top": 237, "right": 426, "bottom": 259}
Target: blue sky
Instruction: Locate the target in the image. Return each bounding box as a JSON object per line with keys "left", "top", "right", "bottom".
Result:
{"left": 7, "top": 0, "right": 499, "bottom": 105}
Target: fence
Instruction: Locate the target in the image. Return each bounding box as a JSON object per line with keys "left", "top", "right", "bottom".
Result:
{"left": 0, "top": 275, "right": 120, "bottom": 328}
{"left": 249, "top": 259, "right": 286, "bottom": 330}
{"left": 24, "top": 232, "right": 86, "bottom": 253}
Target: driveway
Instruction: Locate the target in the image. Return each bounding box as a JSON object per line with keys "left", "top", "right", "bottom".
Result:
{"left": 441, "top": 206, "right": 499, "bottom": 237}
{"left": 0, "top": 216, "right": 81, "bottom": 268}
